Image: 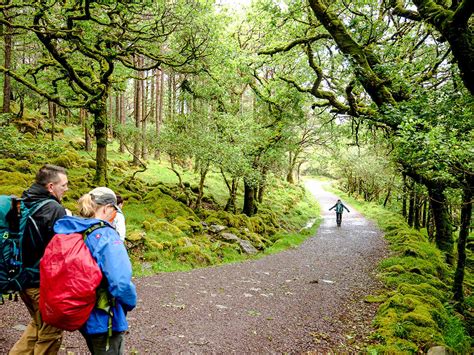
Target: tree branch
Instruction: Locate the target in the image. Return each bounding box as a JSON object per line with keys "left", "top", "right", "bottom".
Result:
{"left": 258, "top": 34, "right": 331, "bottom": 55}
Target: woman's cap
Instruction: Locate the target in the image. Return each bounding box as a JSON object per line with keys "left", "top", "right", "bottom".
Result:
{"left": 89, "top": 187, "right": 119, "bottom": 209}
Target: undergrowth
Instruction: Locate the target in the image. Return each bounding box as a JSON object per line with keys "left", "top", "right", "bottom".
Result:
{"left": 0, "top": 123, "right": 321, "bottom": 277}
{"left": 327, "top": 185, "right": 472, "bottom": 353}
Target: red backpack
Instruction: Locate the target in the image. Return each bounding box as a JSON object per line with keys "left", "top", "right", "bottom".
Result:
{"left": 39, "top": 223, "right": 105, "bottom": 331}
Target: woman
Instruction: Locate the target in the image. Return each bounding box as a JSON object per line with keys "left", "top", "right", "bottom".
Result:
{"left": 328, "top": 198, "right": 350, "bottom": 227}
{"left": 53, "top": 187, "right": 137, "bottom": 354}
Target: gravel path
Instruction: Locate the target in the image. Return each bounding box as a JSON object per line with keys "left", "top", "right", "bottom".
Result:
{"left": 0, "top": 180, "right": 387, "bottom": 354}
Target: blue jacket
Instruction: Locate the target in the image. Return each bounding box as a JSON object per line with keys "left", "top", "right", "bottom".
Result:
{"left": 53, "top": 216, "right": 137, "bottom": 334}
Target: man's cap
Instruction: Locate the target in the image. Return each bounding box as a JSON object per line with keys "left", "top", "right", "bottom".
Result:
{"left": 89, "top": 187, "right": 119, "bottom": 210}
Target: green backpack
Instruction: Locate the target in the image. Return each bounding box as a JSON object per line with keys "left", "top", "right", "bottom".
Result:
{"left": 0, "top": 195, "right": 53, "bottom": 302}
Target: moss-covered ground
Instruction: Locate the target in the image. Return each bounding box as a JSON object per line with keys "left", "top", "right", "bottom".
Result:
{"left": 325, "top": 184, "right": 473, "bottom": 353}
{"left": 1, "top": 122, "right": 321, "bottom": 278}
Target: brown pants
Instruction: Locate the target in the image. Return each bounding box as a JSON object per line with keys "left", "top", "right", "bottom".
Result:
{"left": 9, "top": 288, "right": 63, "bottom": 355}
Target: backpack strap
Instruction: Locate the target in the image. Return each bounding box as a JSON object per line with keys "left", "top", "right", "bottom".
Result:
{"left": 84, "top": 221, "right": 113, "bottom": 350}
{"left": 26, "top": 199, "right": 57, "bottom": 250}
{"left": 28, "top": 199, "right": 56, "bottom": 217}
{"left": 82, "top": 222, "right": 106, "bottom": 242}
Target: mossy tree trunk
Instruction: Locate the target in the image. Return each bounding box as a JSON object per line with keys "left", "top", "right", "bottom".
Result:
{"left": 92, "top": 98, "right": 108, "bottom": 185}
{"left": 286, "top": 152, "right": 295, "bottom": 184}
{"left": 453, "top": 183, "right": 473, "bottom": 303}
{"left": 2, "top": 12, "right": 12, "bottom": 114}
{"left": 243, "top": 179, "right": 257, "bottom": 216}
{"left": 428, "top": 186, "right": 454, "bottom": 262}
{"left": 221, "top": 169, "right": 238, "bottom": 214}
{"left": 408, "top": 187, "right": 415, "bottom": 227}
{"left": 48, "top": 100, "right": 55, "bottom": 141}
{"left": 195, "top": 162, "right": 209, "bottom": 210}
{"left": 119, "top": 94, "right": 126, "bottom": 153}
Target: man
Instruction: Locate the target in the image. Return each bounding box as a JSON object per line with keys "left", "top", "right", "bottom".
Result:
{"left": 10, "top": 164, "right": 68, "bottom": 355}
{"left": 329, "top": 199, "right": 350, "bottom": 227}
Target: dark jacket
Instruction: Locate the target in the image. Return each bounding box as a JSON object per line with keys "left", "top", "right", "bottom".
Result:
{"left": 22, "top": 183, "right": 66, "bottom": 287}
{"left": 329, "top": 201, "right": 350, "bottom": 214}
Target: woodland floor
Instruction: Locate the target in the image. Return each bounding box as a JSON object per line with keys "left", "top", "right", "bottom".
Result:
{"left": 0, "top": 180, "right": 388, "bottom": 354}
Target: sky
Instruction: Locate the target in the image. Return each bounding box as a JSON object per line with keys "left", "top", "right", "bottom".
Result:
{"left": 216, "top": 0, "right": 252, "bottom": 10}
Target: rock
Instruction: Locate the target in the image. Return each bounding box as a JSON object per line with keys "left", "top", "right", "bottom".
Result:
{"left": 209, "top": 224, "right": 226, "bottom": 233}
{"left": 427, "top": 346, "right": 454, "bottom": 355}
{"left": 220, "top": 232, "right": 239, "bottom": 242}
{"left": 238, "top": 240, "right": 258, "bottom": 255}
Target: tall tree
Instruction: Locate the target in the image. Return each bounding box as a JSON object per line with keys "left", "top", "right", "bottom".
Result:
{"left": 0, "top": 0, "right": 212, "bottom": 183}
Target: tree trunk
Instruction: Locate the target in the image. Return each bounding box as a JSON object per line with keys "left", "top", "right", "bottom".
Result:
{"left": 2, "top": 15, "right": 12, "bottom": 114}
{"left": 167, "top": 71, "right": 174, "bottom": 121}
{"left": 408, "top": 187, "right": 415, "bottom": 227}
{"left": 297, "top": 161, "right": 304, "bottom": 184}
{"left": 133, "top": 57, "right": 143, "bottom": 165}
{"left": 48, "top": 101, "right": 55, "bottom": 141}
{"left": 225, "top": 179, "right": 238, "bottom": 214}
{"left": 422, "top": 198, "right": 428, "bottom": 228}
{"left": 108, "top": 93, "right": 114, "bottom": 138}
{"left": 155, "top": 69, "right": 164, "bottom": 159}
{"left": 414, "top": 192, "right": 421, "bottom": 230}
{"left": 81, "top": 108, "right": 92, "bottom": 152}
{"left": 92, "top": 99, "right": 109, "bottom": 185}
{"left": 119, "top": 93, "right": 126, "bottom": 153}
{"left": 428, "top": 186, "right": 454, "bottom": 262}
{"left": 402, "top": 174, "right": 407, "bottom": 218}
{"left": 243, "top": 179, "right": 257, "bottom": 216}
{"left": 196, "top": 163, "right": 209, "bottom": 210}
{"left": 453, "top": 184, "right": 473, "bottom": 303}
{"left": 383, "top": 185, "right": 392, "bottom": 208}
{"left": 286, "top": 152, "right": 295, "bottom": 184}
{"left": 258, "top": 167, "right": 268, "bottom": 204}
{"left": 142, "top": 67, "right": 149, "bottom": 160}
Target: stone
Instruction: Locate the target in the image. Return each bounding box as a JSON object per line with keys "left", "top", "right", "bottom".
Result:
{"left": 238, "top": 240, "right": 258, "bottom": 255}
{"left": 427, "top": 346, "right": 454, "bottom": 355}
{"left": 220, "top": 232, "right": 239, "bottom": 242}
{"left": 209, "top": 224, "right": 226, "bottom": 233}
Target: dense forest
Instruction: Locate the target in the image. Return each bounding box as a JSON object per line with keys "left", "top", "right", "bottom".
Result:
{"left": 0, "top": 0, "right": 472, "bottom": 352}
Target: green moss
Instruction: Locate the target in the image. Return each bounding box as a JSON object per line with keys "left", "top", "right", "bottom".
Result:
{"left": 51, "top": 150, "right": 81, "bottom": 168}
{"left": 144, "top": 190, "right": 196, "bottom": 221}
{"left": 172, "top": 216, "right": 203, "bottom": 234}
{"left": 365, "top": 294, "right": 388, "bottom": 303}
{"left": 144, "top": 220, "right": 185, "bottom": 237}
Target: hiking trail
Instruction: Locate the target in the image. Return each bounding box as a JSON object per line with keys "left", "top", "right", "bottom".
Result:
{"left": 0, "top": 180, "right": 388, "bottom": 353}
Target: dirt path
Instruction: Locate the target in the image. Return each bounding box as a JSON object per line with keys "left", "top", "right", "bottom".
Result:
{"left": 0, "top": 180, "right": 387, "bottom": 354}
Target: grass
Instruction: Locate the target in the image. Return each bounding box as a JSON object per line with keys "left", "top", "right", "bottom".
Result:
{"left": 322, "top": 183, "right": 472, "bottom": 353}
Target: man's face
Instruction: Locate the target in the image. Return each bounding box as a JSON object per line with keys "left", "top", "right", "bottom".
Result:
{"left": 47, "top": 173, "right": 68, "bottom": 201}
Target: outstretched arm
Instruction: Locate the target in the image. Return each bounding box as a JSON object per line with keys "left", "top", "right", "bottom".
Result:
{"left": 343, "top": 205, "right": 350, "bottom": 212}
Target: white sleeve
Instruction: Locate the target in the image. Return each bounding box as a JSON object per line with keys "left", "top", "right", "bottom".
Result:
{"left": 114, "top": 211, "right": 126, "bottom": 242}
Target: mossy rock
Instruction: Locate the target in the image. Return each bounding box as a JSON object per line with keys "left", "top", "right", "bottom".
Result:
{"left": 396, "top": 283, "right": 445, "bottom": 303}
{"left": 172, "top": 216, "right": 203, "bottom": 234}
{"left": 175, "top": 237, "right": 193, "bottom": 247}
{"left": 402, "top": 309, "right": 438, "bottom": 328}
{"left": 384, "top": 264, "right": 406, "bottom": 274}
{"left": 175, "top": 245, "right": 213, "bottom": 266}
{"left": 127, "top": 230, "right": 146, "bottom": 242}
{"left": 12, "top": 160, "right": 33, "bottom": 174}
{"left": 365, "top": 294, "right": 388, "bottom": 303}
{"left": 52, "top": 150, "right": 82, "bottom": 169}
{"left": 144, "top": 192, "right": 196, "bottom": 221}
{"left": 143, "top": 220, "right": 185, "bottom": 237}
{"left": 0, "top": 171, "right": 32, "bottom": 195}
{"left": 144, "top": 239, "right": 165, "bottom": 251}
{"left": 123, "top": 192, "right": 142, "bottom": 202}
{"left": 249, "top": 216, "right": 266, "bottom": 233}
